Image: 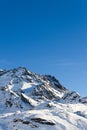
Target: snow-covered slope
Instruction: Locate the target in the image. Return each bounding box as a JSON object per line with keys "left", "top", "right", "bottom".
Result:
{"left": 0, "top": 67, "right": 87, "bottom": 130}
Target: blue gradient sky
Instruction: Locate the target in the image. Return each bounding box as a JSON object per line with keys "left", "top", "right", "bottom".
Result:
{"left": 0, "top": 0, "right": 87, "bottom": 96}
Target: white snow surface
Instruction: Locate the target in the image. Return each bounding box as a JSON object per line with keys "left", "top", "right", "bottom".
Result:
{"left": 0, "top": 67, "right": 87, "bottom": 130}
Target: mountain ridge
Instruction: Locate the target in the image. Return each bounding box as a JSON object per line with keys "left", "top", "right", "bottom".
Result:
{"left": 0, "top": 67, "right": 87, "bottom": 130}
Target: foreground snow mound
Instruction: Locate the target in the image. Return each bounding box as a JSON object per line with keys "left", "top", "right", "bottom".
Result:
{"left": 0, "top": 67, "right": 87, "bottom": 130}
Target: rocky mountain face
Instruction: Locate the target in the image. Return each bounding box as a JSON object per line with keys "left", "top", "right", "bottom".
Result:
{"left": 0, "top": 67, "right": 87, "bottom": 130}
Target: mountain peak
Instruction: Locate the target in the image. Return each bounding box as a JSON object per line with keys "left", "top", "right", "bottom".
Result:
{"left": 0, "top": 67, "right": 87, "bottom": 130}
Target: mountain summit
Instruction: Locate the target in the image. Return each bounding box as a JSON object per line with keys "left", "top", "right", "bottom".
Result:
{"left": 0, "top": 67, "right": 87, "bottom": 130}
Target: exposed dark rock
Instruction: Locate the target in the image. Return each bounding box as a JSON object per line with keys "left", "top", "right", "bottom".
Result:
{"left": 31, "top": 118, "right": 55, "bottom": 125}
{"left": 32, "top": 84, "right": 58, "bottom": 100}
{"left": 75, "top": 111, "right": 87, "bottom": 119}
{"left": 79, "top": 97, "right": 87, "bottom": 104}
{"left": 13, "top": 119, "right": 38, "bottom": 128}
{"left": 62, "top": 91, "right": 80, "bottom": 102}
{"left": 13, "top": 119, "right": 30, "bottom": 124}
{"left": 5, "top": 100, "right": 13, "bottom": 107}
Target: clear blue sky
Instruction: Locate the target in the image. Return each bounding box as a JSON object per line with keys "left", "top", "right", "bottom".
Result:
{"left": 0, "top": 0, "right": 87, "bottom": 96}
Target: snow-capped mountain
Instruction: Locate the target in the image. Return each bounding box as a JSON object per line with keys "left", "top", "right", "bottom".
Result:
{"left": 0, "top": 67, "right": 87, "bottom": 130}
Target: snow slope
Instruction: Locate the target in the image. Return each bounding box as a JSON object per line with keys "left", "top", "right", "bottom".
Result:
{"left": 0, "top": 67, "right": 87, "bottom": 130}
